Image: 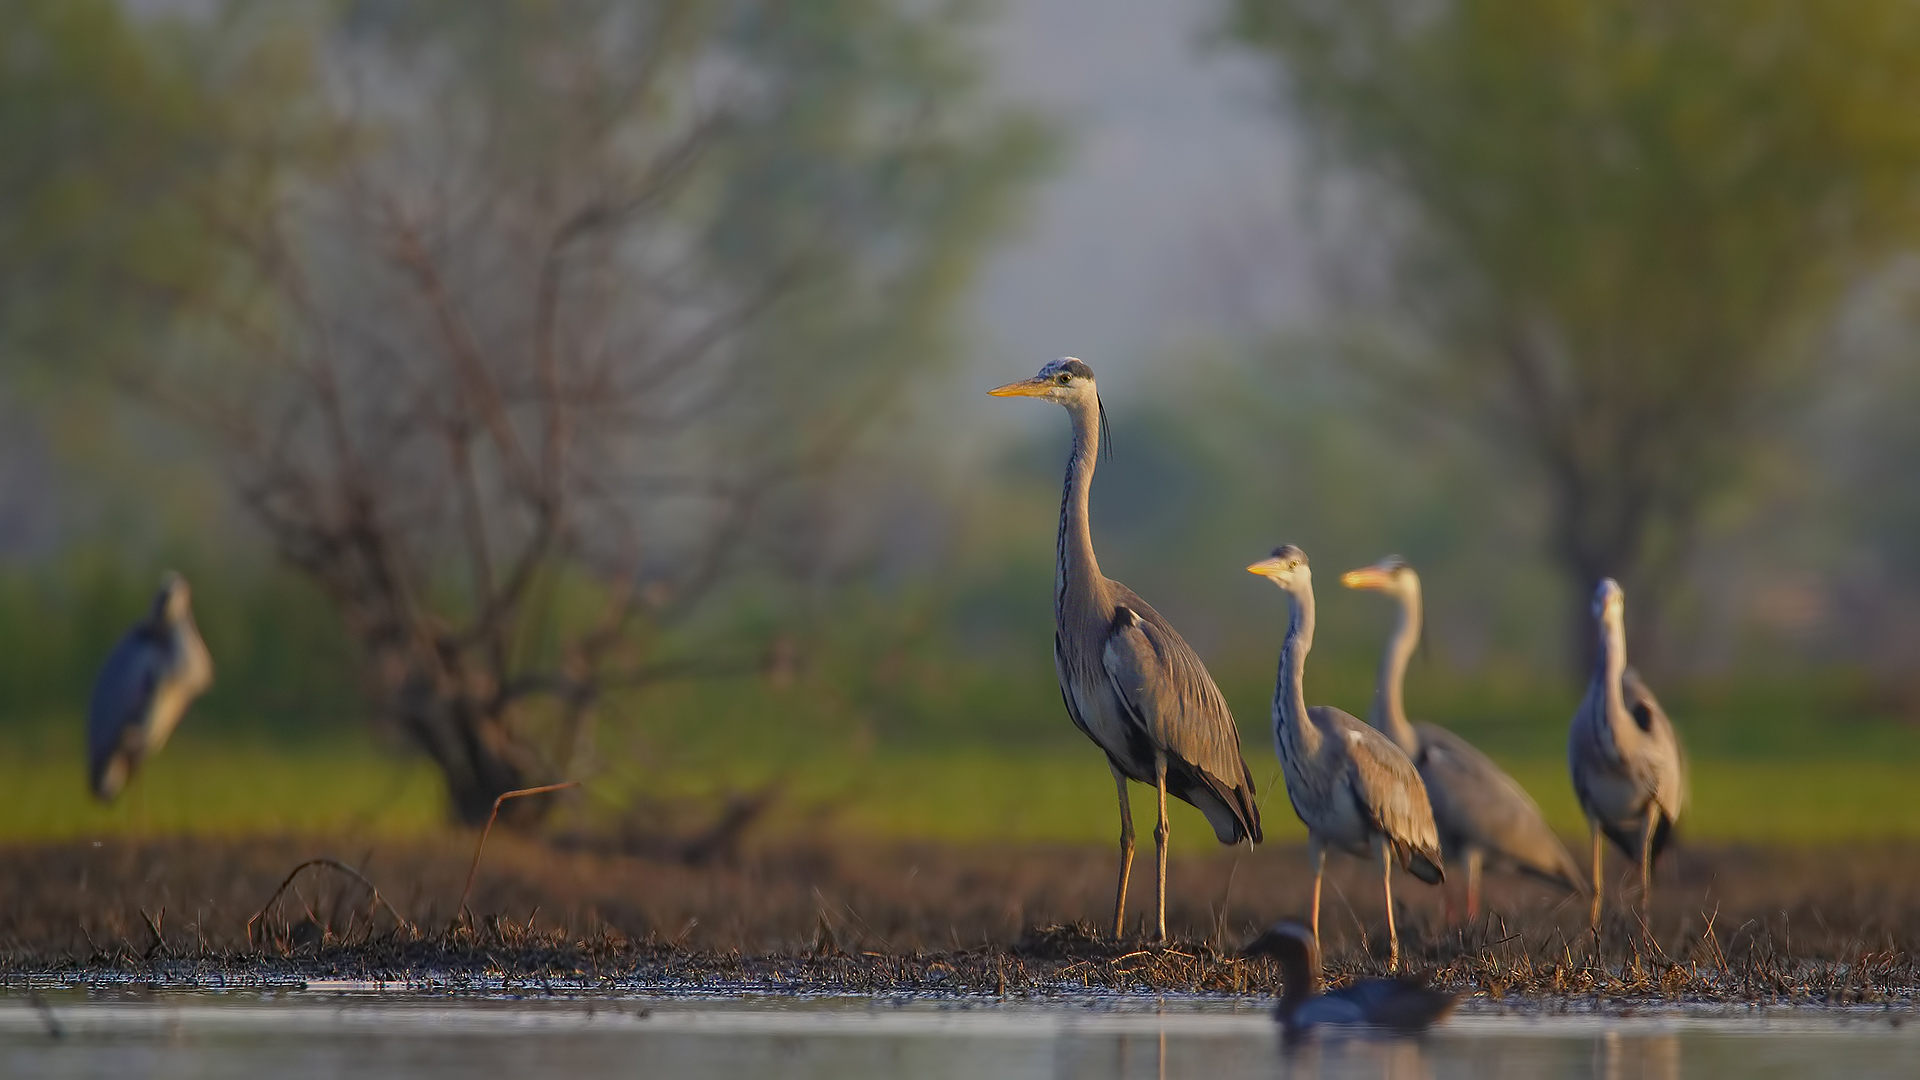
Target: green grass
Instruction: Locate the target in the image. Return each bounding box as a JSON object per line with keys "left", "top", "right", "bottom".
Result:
{"left": 6, "top": 723, "right": 1920, "bottom": 847}
{"left": 0, "top": 727, "right": 446, "bottom": 840}
{"left": 802, "top": 753, "right": 1920, "bottom": 846}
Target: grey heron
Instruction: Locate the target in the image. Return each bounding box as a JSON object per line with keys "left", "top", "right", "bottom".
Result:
{"left": 88, "top": 572, "right": 213, "bottom": 800}
{"left": 990, "top": 357, "right": 1261, "bottom": 942}
{"left": 1240, "top": 919, "right": 1458, "bottom": 1041}
{"left": 1247, "top": 546, "right": 1441, "bottom": 971}
{"left": 1342, "top": 557, "right": 1586, "bottom": 918}
{"left": 1568, "top": 578, "right": 1686, "bottom": 927}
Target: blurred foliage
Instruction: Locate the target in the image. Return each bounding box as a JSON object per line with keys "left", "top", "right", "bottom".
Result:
{"left": 1230, "top": 0, "right": 1920, "bottom": 667}
{"left": 0, "top": 0, "right": 1056, "bottom": 822}
{"left": 0, "top": 0, "right": 212, "bottom": 370}
{"left": 0, "top": 0, "right": 313, "bottom": 378}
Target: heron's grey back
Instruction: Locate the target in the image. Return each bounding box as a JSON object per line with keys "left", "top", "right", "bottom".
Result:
{"left": 1621, "top": 668, "right": 1687, "bottom": 821}
{"left": 1418, "top": 722, "right": 1585, "bottom": 891}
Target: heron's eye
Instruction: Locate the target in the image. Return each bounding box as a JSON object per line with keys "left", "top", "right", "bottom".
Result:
{"left": 1055, "top": 373, "right": 1070, "bottom": 385}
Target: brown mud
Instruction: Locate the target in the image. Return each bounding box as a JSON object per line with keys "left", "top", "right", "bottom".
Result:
{"left": 3, "top": 836, "right": 1919, "bottom": 1006}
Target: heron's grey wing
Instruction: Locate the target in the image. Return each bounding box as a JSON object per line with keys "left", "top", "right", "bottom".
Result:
{"left": 1316, "top": 707, "right": 1442, "bottom": 878}
{"left": 87, "top": 630, "right": 162, "bottom": 785}
{"left": 1101, "top": 597, "right": 1261, "bottom": 843}
{"left": 1621, "top": 668, "right": 1687, "bottom": 822}
{"left": 1418, "top": 723, "right": 1586, "bottom": 893}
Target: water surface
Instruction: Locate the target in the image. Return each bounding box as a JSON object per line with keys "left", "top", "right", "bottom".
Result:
{"left": 2, "top": 991, "right": 1912, "bottom": 1078}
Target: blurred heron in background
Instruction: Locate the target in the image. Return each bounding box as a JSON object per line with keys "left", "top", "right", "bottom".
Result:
{"left": 1248, "top": 546, "right": 1441, "bottom": 971}
{"left": 990, "top": 357, "right": 1262, "bottom": 942}
{"left": 1343, "top": 556, "right": 1586, "bottom": 918}
{"left": 1568, "top": 578, "right": 1687, "bottom": 928}
{"left": 88, "top": 572, "right": 213, "bottom": 801}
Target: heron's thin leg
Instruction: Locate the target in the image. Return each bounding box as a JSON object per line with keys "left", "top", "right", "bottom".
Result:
{"left": 1308, "top": 840, "right": 1326, "bottom": 944}
{"left": 1640, "top": 806, "right": 1658, "bottom": 918}
{"left": 1466, "top": 848, "right": 1484, "bottom": 922}
{"left": 1380, "top": 841, "right": 1399, "bottom": 973}
{"left": 1152, "top": 753, "right": 1170, "bottom": 944}
{"left": 1110, "top": 762, "right": 1135, "bottom": 940}
{"left": 1588, "top": 819, "right": 1604, "bottom": 930}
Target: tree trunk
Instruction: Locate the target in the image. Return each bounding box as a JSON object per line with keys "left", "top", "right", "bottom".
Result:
{"left": 1549, "top": 486, "right": 1681, "bottom": 685}
{"left": 394, "top": 672, "right": 553, "bottom": 827}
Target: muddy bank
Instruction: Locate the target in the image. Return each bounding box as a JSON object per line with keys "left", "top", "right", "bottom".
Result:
{"left": 3, "top": 836, "right": 1920, "bottom": 1005}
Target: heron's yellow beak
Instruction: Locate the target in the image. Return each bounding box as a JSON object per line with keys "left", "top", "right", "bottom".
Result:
{"left": 988, "top": 376, "right": 1051, "bottom": 398}
{"left": 1341, "top": 566, "right": 1392, "bottom": 591}
{"left": 1246, "top": 557, "right": 1286, "bottom": 578}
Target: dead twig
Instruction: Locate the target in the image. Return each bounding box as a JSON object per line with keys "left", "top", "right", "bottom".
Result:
{"left": 246, "top": 859, "right": 409, "bottom": 949}
{"left": 458, "top": 781, "right": 581, "bottom": 924}
{"left": 139, "top": 907, "right": 167, "bottom": 960}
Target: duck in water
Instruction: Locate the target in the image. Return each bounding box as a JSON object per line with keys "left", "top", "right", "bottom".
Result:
{"left": 1240, "top": 920, "right": 1459, "bottom": 1042}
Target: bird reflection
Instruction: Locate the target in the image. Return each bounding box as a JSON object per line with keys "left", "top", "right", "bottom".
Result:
{"left": 1280, "top": 1037, "right": 1435, "bottom": 1080}
{"left": 1107, "top": 1028, "right": 1168, "bottom": 1080}
{"left": 1596, "top": 1029, "right": 1680, "bottom": 1080}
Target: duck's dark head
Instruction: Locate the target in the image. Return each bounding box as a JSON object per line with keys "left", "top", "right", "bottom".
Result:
{"left": 1240, "top": 919, "right": 1322, "bottom": 1014}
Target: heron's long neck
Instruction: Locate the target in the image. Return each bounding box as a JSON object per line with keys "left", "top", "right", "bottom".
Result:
{"left": 1056, "top": 398, "right": 1103, "bottom": 619}
{"left": 1274, "top": 583, "right": 1322, "bottom": 758}
{"left": 1369, "top": 588, "right": 1421, "bottom": 756}
{"left": 1595, "top": 611, "right": 1634, "bottom": 749}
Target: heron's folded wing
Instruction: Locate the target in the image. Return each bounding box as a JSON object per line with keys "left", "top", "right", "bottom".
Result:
{"left": 87, "top": 632, "right": 162, "bottom": 765}
{"left": 1325, "top": 710, "right": 1441, "bottom": 861}
{"left": 1622, "top": 668, "right": 1687, "bottom": 820}
{"left": 1100, "top": 606, "right": 1246, "bottom": 790}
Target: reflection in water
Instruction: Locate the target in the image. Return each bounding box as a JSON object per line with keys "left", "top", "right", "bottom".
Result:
{"left": 1282, "top": 1037, "right": 1434, "bottom": 1080}
{"left": 1597, "top": 1030, "right": 1679, "bottom": 1080}
{"left": 1108, "top": 1029, "right": 1168, "bottom": 1080}
{"left": 3, "top": 997, "right": 1920, "bottom": 1079}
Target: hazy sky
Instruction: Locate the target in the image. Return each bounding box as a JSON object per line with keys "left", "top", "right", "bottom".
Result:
{"left": 965, "top": 0, "right": 1313, "bottom": 404}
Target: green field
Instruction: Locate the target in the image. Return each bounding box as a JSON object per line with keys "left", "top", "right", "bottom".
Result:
{"left": 6, "top": 725, "right": 1920, "bottom": 847}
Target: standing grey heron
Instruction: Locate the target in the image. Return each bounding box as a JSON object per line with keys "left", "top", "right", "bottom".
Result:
{"left": 1240, "top": 919, "right": 1459, "bottom": 1041}
{"left": 88, "top": 572, "right": 213, "bottom": 801}
{"left": 1342, "top": 557, "right": 1586, "bottom": 918}
{"left": 1247, "top": 546, "right": 1440, "bottom": 971}
{"left": 1568, "top": 578, "right": 1686, "bottom": 928}
{"left": 989, "top": 357, "right": 1261, "bottom": 942}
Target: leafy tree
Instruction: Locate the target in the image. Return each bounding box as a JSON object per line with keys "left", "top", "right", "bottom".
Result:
{"left": 1231, "top": 0, "right": 1920, "bottom": 667}
{"left": 0, "top": 0, "right": 300, "bottom": 377}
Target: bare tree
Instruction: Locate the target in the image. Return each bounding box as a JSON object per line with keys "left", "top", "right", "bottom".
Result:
{"left": 154, "top": 0, "right": 1045, "bottom": 823}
